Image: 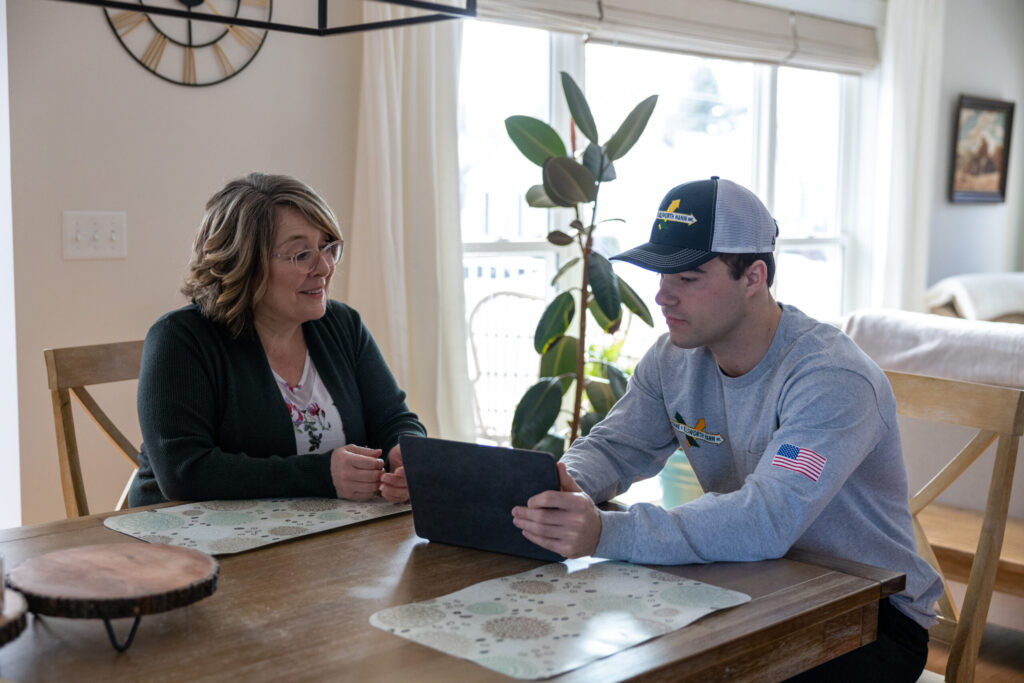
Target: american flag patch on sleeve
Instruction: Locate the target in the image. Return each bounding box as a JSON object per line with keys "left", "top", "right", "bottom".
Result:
{"left": 771, "top": 443, "right": 826, "bottom": 482}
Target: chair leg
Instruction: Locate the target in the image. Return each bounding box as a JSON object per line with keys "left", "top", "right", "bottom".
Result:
{"left": 946, "top": 434, "right": 1019, "bottom": 682}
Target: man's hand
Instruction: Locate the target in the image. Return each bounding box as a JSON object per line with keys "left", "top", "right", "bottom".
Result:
{"left": 379, "top": 444, "right": 409, "bottom": 503}
{"left": 330, "top": 444, "right": 384, "bottom": 501}
{"left": 511, "top": 462, "right": 601, "bottom": 558}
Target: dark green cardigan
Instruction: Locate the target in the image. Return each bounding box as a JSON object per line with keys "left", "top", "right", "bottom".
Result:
{"left": 127, "top": 301, "right": 426, "bottom": 506}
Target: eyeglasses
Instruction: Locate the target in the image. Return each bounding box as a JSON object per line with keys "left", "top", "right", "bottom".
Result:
{"left": 272, "top": 240, "right": 344, "bottom": 273}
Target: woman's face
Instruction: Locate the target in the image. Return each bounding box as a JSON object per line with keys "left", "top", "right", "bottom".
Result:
{"left": 253, "top": 206, "right": 336, "bottom": 333}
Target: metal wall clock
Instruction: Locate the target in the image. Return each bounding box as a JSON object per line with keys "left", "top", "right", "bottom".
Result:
{"left": 104, "top": 1, "right": 273, "bottom": 87}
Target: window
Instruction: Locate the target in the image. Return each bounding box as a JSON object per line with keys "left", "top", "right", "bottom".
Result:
{"left": 459, "top": 21, "right": 861, "bottom": 441}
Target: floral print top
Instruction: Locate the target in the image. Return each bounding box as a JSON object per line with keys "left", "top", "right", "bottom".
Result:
{"left": 272, "top": 353, "right": 346, "bottom": 454}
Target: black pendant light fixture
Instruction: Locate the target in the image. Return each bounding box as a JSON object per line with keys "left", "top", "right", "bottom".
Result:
{"left": 51, "top": 0, "right": 476, "bottom": 36}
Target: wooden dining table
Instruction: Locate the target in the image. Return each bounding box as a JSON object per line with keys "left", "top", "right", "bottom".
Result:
{"left": 0, "top": 505, "right": 903, "bottom": 682}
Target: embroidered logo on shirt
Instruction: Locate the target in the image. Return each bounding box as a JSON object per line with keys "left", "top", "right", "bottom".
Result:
{"left": 670, "top": 414, "right": 724, "bottom": 448}
{"left": 771, "top": 444, "right": 826, "bottom": 482}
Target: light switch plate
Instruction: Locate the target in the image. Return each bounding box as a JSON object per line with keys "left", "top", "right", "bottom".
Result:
{"left": 62, "top": 211, "right": 127, "bottom": 260}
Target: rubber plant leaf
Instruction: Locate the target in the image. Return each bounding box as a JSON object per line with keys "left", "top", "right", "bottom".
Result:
{"left": 539, "top": 336, "right": 578, "bottom": 393}
{"left": 587, "top": 297, "right": 621, "bottom": 334}
{"left": 584, "top": 377, "right": 616, "bottom": 415}
{"left": 525, "top": 184, "right": 558, "bottom": 208}
{"left": 543, "top": 156, "right": 597, "bottom": 206}
{"left": 533, "top": 291, "right": 576, "bottom": 354}
{"left": 560, "top": 71, "right": 599, "bottom": 144}
{"left": 511, "top": 376, "right": 565, "bottom": 449}
{"left": 618, "top": 277, "right": 654, "bottom": 327}
{"left": 605, "top": 363, "right": 629, "bottom": 399}
{"left": 587, "top": 252, "right": 621, "bottom": 321}
{"left": 505, "top": 115, "right": 567, "bottom": 166}
{"left": 551, "top": 257, "right": 581, "bottom": 286}
{"left": 582, "top": 143, "right": 616, "bottom": 182}
{"left": 533, "top": 432, "right": 566, "bottom": 458}
{"left": 580, "top": 411, "right": 605, "bottom": 437}
{"left": 603, "top": 94, "right": 658, "bottom": 161}
{"left": 547, "top": 230, "right": 575, "bottom": 246}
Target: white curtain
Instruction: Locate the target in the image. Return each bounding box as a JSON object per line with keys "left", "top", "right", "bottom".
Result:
{"left": 346, "top": 6, "right": 474, "bottom": 442}
{"left": 871, "top": 0, "right": 947, "bottom": 311}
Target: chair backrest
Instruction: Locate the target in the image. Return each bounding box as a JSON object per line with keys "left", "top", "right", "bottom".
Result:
{"left": 885, "top": 370, "right": 1024, "bottom": 682}
{"left": 43, "top": 341, "right": 145, "bottom": 518}
{"left": 467, "top": 291, "right": 545, "bottom": 443}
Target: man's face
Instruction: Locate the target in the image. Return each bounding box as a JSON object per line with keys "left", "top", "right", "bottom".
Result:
{"left": 654, "top": 256, "right": 749, "bottom": 351}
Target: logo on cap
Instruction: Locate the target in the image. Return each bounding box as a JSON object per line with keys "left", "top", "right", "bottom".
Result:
{"left": 656, "top": 198, "right": 697, "bottom": 227}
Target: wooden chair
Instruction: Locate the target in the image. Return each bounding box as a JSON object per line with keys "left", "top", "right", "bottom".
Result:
{"left": 885, "top": 370, "right": 1024, "bottom": 682}
{"left": 43, "top": 341, "right": 145, "bottom": 518}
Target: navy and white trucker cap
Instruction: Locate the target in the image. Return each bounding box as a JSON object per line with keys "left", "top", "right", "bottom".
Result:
{"left": 610, "top": 177, "right": 778, "bottom": 274}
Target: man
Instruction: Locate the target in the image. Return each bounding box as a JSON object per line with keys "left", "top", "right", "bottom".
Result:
{"left": 511, "top": 177, "right": 941, "bottom": 681}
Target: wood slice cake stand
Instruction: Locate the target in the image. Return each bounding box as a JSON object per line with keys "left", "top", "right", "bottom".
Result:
{"left": 0, "top": 588, "right": 27, "bottom": 648}
{"left": 7, "top": 544, "right": 218, "bottom": 652}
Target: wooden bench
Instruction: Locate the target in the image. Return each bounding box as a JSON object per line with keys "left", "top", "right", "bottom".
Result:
{"left": 918, "top": 503, "right": 1024, "bottom": 598}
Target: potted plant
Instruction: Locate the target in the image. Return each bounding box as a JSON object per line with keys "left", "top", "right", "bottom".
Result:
{"left": 506, "top": 72, "right": 657, "bottom": 456}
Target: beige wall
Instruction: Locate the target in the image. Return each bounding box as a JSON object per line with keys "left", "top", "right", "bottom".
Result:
{"left": 9, "top": 1, "right": 363, "bottom": 524}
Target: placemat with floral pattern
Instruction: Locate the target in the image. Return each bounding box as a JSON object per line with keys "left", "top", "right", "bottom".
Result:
{"left": 103, "top": 498, "right": 409, "bottom": 555}
{"left": 370, "top": 558, "right": 750, "bottom": 679}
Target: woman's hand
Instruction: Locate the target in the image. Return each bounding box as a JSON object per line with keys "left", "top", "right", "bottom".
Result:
{"left": 330, "top": 444, "right": 384, "bottom": 501}
{"left": 379, "top": 444, "right": 409, "bottom": 503}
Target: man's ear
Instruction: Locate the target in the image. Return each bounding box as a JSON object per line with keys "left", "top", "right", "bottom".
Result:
{"left": 744, "top": 259, "right": 768, "bottom": 293}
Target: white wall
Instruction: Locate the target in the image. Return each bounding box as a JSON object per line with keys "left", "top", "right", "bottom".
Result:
{"left": 927, "top": 0, "right": 1024, "bottom": 282}
{"left": 0, "top": 0, "right": 18, "bottom": 530}
{"left": 8, "top": 1, "right": 363, "bottom": 525}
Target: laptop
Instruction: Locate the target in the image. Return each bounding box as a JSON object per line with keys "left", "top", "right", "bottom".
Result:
{"left": 399, "top": 435, "right": 565, "bottom": 562}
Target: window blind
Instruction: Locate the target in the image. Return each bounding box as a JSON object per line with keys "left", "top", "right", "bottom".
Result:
{"left": 475, "top": 0, "right": 879, "bottom": 74}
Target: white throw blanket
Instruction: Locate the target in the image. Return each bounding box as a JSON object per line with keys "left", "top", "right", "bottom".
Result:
{"left": 843, "top": 308, "right": 1024, "bottom": 389}
{"left": 924, "top": 272, "right": 1024, "bottom": 321}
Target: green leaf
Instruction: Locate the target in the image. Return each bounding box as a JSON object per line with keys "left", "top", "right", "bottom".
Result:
{"left": 551, "top": 257, "right": 581, "bottom": 286}
{"left": 525, "top": 185, "right": 557, "bottom": 208}
{"left": 603, "top": 94, "right": 658, "bottom": 161}
{"left": 560, "top": 72, "right": 599, "bottom": 144}
{"left": 587, "top": 252, "right": 621, "bottom": 321}
{"left": 587, "top": 297, "right": 621, "bottom": 334}
{"left": 533, "top": 432, "right": 566, "bottom": 458}
{"left": 605, "top": 363, "right": 629, "bottom": 399}
{"left": 618, "top": 277, "right": 654, "bottom": 327}
{"left": 543, "top": 157, "right": 597, "bottom": 206}
{"left": 533, "top": 292, "right": 575, "bottom": 353}
{"left": 585, "top": 377, "right": 616, "bottom": 415}
{"left": 582, "top": 143, "right": 616, "bottom": 182}
{"left": 540, "top": 336, "right": 578, "bottom": 392}
{"left": 580, "top": 412, "right": 605, "bottom": 436}
{"left": 511, "top": 377, "right": 564, "bottom": 449}
{"left": 505, "top": 115, "right": 567, "bottom": 167}
{"left": 547, "top": 230, "right": 575, "bottom": 246}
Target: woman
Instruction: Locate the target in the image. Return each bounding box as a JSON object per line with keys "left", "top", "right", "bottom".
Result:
{"left": 127, "top": 172, "right": 425, "bottom": 507}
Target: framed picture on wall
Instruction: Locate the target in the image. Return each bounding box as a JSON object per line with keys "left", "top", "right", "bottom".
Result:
{"left": 949, "top": 95, "right": 1015, "bottom": 203}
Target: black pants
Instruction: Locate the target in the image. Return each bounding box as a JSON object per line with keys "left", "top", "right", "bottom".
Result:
{"left": 785, "top": 598, "right": 929, "bottom": 683}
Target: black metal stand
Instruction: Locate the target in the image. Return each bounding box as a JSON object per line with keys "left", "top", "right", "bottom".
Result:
{"left": 102, "top": 616, "right": 141, "bottom": 653}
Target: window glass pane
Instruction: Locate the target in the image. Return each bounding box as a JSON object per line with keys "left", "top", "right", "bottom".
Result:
{"left": 584, "top": 44, "right": 757, "bottom": 361}
{"left": 774, "top": 67, "right": 840, "bottom": 239}
{"left": 458, "top": 22, "right": 551, "bottom": 243}
{"left": 774, "top": 244, "right": 844, "bottom": 321}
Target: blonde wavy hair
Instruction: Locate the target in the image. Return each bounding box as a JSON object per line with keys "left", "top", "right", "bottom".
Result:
{"left": 182, "top": 172, "right": 342, "bottom": 337}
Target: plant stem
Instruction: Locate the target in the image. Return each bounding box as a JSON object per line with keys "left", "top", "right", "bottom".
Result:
{"left": 570, "top": 228, "right": 592, "bottom": 444}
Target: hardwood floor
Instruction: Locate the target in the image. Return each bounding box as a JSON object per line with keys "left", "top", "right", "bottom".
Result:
{"left": 925, "top": 623, "right": 1024, "bottom": 682}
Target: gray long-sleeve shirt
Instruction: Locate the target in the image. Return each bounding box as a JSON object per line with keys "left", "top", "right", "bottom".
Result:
{"left": 561, "top": 304, "right": 942, "bottom": 628}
